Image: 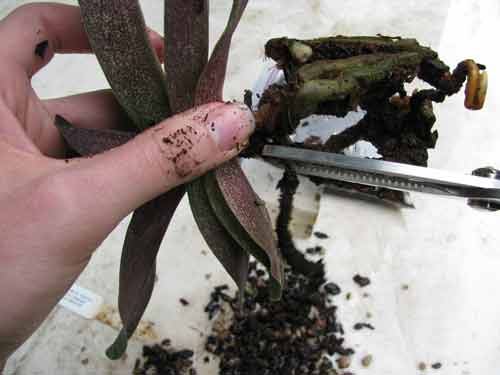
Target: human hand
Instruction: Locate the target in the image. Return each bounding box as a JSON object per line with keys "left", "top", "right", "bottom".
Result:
{"left": 0, "top": 3, "right": 254, "bottom": 367}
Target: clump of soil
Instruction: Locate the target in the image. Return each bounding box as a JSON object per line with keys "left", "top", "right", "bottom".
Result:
{"left": 133, "top": 340, "right": 196, "bottom": 375}
{"left": 204, "top": 261, "right": 353, "bottom": 374}
{"left": 353, "top": 274, "right": 371, "bottom": 287}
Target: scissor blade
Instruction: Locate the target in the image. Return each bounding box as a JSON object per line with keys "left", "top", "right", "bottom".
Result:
{"left": 261, "top": 145, "right": 500, "bottom": 201}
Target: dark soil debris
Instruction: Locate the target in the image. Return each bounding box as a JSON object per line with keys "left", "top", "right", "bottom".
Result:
{"left": 336, "top": 355, "right": 351, "bottom": 369}
{"left": 276, "top": 167, "right": 325, "bottom": 280}
{"left": 306, "top": 245, "right": 325, "bottom": 256}
{"left": 432, "top": 362, "right": 442, "bottom": 369}
{"left": 313, "top": 231, "right": 329, "bottom": 239}
{"left": 204, "top": 284, "right": 231, "bottom": 320}
{"left": 323, "top": 282, "right": 341, "bottom": 296}
{"left": 180, "top": 298, "right": 190, "bottom": 306}
{"left": 133, "top": 340, "right": 196, "bottom": 375}
{"left": 353, "top": 274, "right": 371, "bottom": 287}
{"left": 204, "top": 261, "right": 353, "bottom": 374}
{"left": 353, "top": 322, "right": 375, "bottom": 331}
{"left": 34, "top": 40, "right": 48, "bottom": 58}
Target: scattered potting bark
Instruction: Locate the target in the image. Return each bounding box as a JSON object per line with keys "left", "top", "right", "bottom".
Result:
{"left": 361, "top": 354, "right": 373, "bottom": 367}
{"left": 432, "top": 362, "right": 442, "bottom": 369}
{"left": 353, "top": 322, "right": 375, "bottom": 331}
{"left": 204, "top": 261, "right": 353, "bottom": 374}
{"left": 133, "top": 340, "right": 196, "bottom": 375}
{"left": 205, "top": 284, "right": 232, "bottom": 320}
{"left": 353, "top": 274, "right": 371, "bottom": 287}
{"left": 324, "top": 282, "right": 342, "bottom": 296}
{"left": 306, "top": 245, "right": 326, "bottom": 256}
{"left": 314, "top": 231, "right": 329, "bottom": 239}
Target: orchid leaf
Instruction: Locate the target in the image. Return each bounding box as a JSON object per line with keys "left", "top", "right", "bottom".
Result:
{"left": 55, "top": 115, "right": 136, "bottom": 156}
{"left": 78, "top": 0, "right": 170, "bottom": 130}
{"left": 106, "top": 187, "right": 184, "bottom": 359}
{"left": 194, "top": 0, "right": 248, "bottom": 105}
{"left": 188, "top": 178, "right": 249, "bottom": 291}
{"left": 189, "top": 0, "right": 284, "bottom": 298}
{"left": 78, "top": 0, "right": 181, "bottom": 359}
{"left": 165, "top": 0, "right": 209, "bottom": 112}
{"left": 164, "top": 0, "right": 251, "bottom": 292}
{"left": 56, "top": 111, "right": 184, "bottom": 360}
{"left": 187, "top": 0, "right": 252, "bottom": 290}
{"left": 203, "top": 160, "right": 284, "bottom": 300}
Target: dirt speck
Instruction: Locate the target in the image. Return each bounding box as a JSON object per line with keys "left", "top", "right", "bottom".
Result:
{"left": 361, "top": 354, "right": 373, "bottom": 367}
{"left": 34, "top": 40, "right": 48, "bottom": 58}
{"left": 313, "top": 231, "right": 329, "bottom": 239}
{"left": 432, "top": 362, "right": 442, "bottom": 369}
{"left": 353, "top": 322, "right": 375, "bottom": 330}
{"left": 353, "top": 274, "right": 370, "bottom": 287}
{"left": 337, "top": 356, "right": 351, "bottom": 369}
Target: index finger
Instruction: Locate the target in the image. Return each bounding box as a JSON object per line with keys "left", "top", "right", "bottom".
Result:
{"left": 0, "top": 3, "right": 164, "bottom": 78}
{"left": 0, "top": 3, "right": 91, "bottom": 78}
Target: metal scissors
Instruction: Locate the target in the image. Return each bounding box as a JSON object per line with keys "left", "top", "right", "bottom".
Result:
{"left": 261, "top": 145, "right": 500, "bottom": 211}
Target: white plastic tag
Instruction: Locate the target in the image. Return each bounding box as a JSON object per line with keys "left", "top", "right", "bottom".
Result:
{"left": 58, "top": 284, "right": 103, "bottom": 319}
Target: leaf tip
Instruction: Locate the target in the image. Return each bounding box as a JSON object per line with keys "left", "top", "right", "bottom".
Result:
{"left": 54, "top": 114, "right": 71, "bottom": 130}
{"left": 105, "top": 329, "right": 128, "bottom": 360}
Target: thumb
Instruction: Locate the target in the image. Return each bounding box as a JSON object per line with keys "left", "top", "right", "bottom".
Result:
{"left": 62, "top": 101, "right": 254, "bottom": 222}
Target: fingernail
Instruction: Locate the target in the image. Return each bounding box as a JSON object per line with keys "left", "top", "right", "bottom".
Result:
{"left": 205, "top": 102, "right": 255, "bottom": 151}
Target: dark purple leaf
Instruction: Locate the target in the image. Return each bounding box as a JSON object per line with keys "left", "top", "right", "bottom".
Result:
{"left": 165, "top": 0, "right": 209, "bottom": 112}
{"left": 78, "top": 0, "right": 179, "bottom": 359}
{"left": 195, "top": 0, "right": 249, "bottom": 105}
{"left": 203, "top": 160, "right": 283, "bottom": 299}
{"left": 188, "top": 178, "right": 249, "bottom": 291}
{"left": 165, "top": 0, "right": 251, "bottom": 292}
{"left": 78, "top": 0, "right": 171, "bottom": 130}
{"left": 190, "top": 0, "right": 284, "bottom": 298}
{"left": 55, "top": 115, "right": 136, "bottom": 155}
{"left": 106, "top": 187, "right": 184, "bottom": 359}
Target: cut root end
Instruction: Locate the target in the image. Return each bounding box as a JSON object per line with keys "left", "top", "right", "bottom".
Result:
{"left": 464, "top": 60, "right": 488, "bottom": 110}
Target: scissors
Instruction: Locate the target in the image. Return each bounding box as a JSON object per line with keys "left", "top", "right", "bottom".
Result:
{"left": 261, "top": 145, "right": 500, "bottom": 211}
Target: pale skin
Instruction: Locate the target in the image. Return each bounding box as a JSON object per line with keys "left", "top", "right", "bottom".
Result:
{"left": 0, "top": 3, "right": 255, "bottom": 369}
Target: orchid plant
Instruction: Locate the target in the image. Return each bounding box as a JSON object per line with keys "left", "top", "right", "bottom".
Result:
{"left": 55, "top": 0, "right": 486, "bottom": 360}
{"left": 56, "top": 0, "right": 284, "bottom": 359}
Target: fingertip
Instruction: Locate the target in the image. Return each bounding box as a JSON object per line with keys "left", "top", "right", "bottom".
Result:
{"left": 146, "top": 27, "right": 164, "bottom": 63}
{"left": 205, "top": 102, "right": 255, "bottom": 152}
